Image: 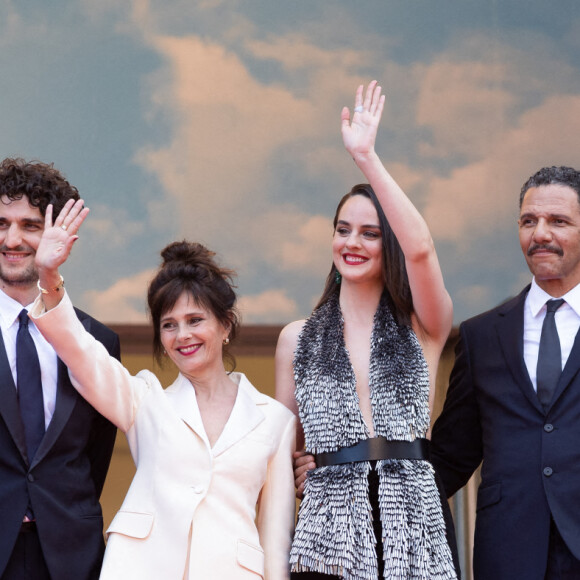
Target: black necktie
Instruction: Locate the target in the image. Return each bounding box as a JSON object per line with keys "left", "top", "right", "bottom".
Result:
{"left": 16, "top": 309, "right": 45, "bottom": 462}
{"left": 536, "top": 299, "right": 565, "bottom": 411}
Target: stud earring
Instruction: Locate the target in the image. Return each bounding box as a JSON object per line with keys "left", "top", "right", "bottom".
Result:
{"left": 223, "top": 337, "right": 230, "bottom": 345}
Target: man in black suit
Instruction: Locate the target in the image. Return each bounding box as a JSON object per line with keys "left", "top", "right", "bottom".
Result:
{"left": 431, "top": 166, "right": 580, "bottom": 579}
{"left": 0, "top": 158, "right": 119, "bottom": 580}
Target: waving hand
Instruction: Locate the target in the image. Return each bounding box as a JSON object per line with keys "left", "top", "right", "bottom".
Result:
{"left": 34, "top": 199, "right": 89, "bottom": 309}
{"left": 341, "top": 80, "right": 385, "bottom": 160}
{"left": 35, "top": 199, "right": 89, "bottom": 273}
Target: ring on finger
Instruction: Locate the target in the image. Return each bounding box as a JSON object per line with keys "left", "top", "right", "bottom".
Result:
{"left": 61, "top": 224, "right": 68, "bottom": 231}
{"left": 354, "top": 105, "right": 364, "bottom": 113}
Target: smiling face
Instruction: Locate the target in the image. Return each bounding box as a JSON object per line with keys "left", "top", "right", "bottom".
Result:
{"left": 159, "top": 292, "right": 230, "bottom": 381}
{"left": 0, "top": 195, "right": 45, "bottom": 302}
{"left": 332, "top": 195, "right": 383, "bottom": 285}
{"left": 519, "top": 183, "right": 580, "bottom": 296}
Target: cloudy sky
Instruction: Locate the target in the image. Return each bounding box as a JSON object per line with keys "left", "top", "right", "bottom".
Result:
{"left": 1, "top": 0, "right": 579, "bottom": 325}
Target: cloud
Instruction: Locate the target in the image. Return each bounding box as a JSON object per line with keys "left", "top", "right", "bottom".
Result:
{"left": 134, "top": 35, "right": 318, "bottom": 229}
{"left": 130, "top": 28, "right": 371, "bottom": 280}
{"left": 388, "top": 162, "right": 425, "bottom": 194}
{"left": 278, "top": 215, "right": 333, "bottom": 273}
{"left": 0, "top": 2, "right": 46, "bottom": 47}
{"left": 231, "top": 207, "right": 331, "bottom": 274}
{"left": 82, "top": 269, "right": 155, "bottom": 323}
{"left": 238, "top": 289, "right": 298, "bottom": 324}
{"left": 84, "top": 205, "right": 146, "bottom": 248}
{"left": 423, "top": 94, "right": 580, "bottom": 244}
{"left": 246, "top": 34, "right": 373, "bottom": 72}
{"left": 415, "top": 32, "right": 580, "bottom": 162}
{"left": 416, "top": 59, "right": 516, "bottom": 160}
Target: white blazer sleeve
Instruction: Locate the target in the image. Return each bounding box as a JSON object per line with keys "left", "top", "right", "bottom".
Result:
{"left": 256, "top": 410, "right": 296, "bottom": 580}
{"left": 30, "top": 291, "right": 151, "bottom": 433}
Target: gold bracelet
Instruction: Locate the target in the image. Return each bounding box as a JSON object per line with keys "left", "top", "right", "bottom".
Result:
{"left": 37, "top": 275, "right": 65, "bottom": 295}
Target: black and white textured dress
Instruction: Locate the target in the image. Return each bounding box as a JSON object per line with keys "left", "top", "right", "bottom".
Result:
{"left": 290, "top": 293, "right": 458, "bottom": 580}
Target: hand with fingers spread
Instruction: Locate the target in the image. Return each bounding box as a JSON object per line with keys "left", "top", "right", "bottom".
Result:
{"left": 35, "top": 199, "right": 89, "bottom": 274}
{"left": 35, "top": 199, "right": 89, "bottom": 309}
{"left": 341, "top": 80, "right": 385, "bottom": 161}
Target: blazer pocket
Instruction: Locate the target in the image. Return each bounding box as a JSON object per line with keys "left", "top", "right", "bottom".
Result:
{"left": 106, "top": 510, "right": 154, "bottom": 539}
{"left": 237, "top": 539, "right": 265, "bottom": 577}
{"left": 476, "top": 482, "right": 501, "bottom": 512}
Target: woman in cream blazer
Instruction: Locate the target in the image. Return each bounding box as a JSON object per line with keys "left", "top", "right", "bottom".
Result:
{"left": 31, "top": 209, "right": 296, "bottom": 580}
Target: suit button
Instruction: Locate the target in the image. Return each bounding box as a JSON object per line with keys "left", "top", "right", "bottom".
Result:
{"left": 27, "top": 474, "right": 35, "bottom": 482}
{"left": 544, "top": 424, "right": 554, "bottom": 433}
{"left": 543, "top": 467, "right": 553, "bottom": 477}
{"left": 192, "top": 485, "right": 204, "bottom": 494}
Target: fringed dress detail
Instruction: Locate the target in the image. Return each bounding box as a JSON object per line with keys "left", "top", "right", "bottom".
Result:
{"left": 290, "top": 293, "right": 457, "bottom": 580}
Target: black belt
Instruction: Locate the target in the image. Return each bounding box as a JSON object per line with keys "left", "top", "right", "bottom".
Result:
{"left": 315, "top": 437, "right": 430, "bottom": 467}
{"left": 20, "top": 521, "right": 37, "bottom": 533}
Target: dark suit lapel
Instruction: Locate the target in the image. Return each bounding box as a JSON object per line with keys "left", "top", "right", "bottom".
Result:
{"left": 495, "top": 286, "right": 545, "bottom": 414}
{"left": 549, "top": 326, "right": 580, "bottom": 410}
{"left": 30, "top": 316, "right": 92, "bottom": 468}
{"left": 31, "top": 358, "right": 78, "bottom": 468}
{"left": 0, "top": 327, "right": 28, "bottom": 462}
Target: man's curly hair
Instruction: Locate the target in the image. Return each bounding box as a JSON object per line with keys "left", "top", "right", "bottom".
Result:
{"left": 0, "top": 158, "right": 80, "bottom": 217}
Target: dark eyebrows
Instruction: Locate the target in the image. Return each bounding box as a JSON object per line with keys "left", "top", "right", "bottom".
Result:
{"left": 160, "top": 310, "right": 204, "bottom": 324}
{"left": 518, "top": 212, "right": 535, "bottom": 221}
{"left": 0, "top": 216, "right": 44, "bottom": 226}
{"left": 22, "top": 217, "right": 44, "bottom": 226}
{"left": 519, "top": 211, "right": 571, "bottom": 221}
{"left": 336, "top": 219, "right": 381, "bottom": 229}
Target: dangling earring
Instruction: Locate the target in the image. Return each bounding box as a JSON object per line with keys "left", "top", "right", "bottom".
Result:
{"left": 163, "top": 350, "right": 167, "bottom": 356}
{"left": 223, "top": 337, "right": 230, "bottom": 345}
{"left": 334, "top": 270, "right": 342, "bottom": 284}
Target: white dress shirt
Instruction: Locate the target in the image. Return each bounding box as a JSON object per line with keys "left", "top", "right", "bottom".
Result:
{"left": 0, "top": 289, "right": 58, "bottom": 429}
{"left": 523, "top": 278, "right": 580, "bottom": 392}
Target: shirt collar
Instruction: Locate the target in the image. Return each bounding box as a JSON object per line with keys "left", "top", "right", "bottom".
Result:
{"left": 528, "top": 278, "right": 580, "bottom": 318}
{"left": 0, "top": 288, "right": 36, "bottom": 331}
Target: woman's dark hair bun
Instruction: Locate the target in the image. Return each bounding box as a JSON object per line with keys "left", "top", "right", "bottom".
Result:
{"left": 160, "top": 241, "right": 214, "bottom": 267}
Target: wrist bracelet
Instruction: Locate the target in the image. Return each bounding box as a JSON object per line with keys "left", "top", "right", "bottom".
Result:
{"left": 37, "top": 275, "right": 65, "bottom": 295}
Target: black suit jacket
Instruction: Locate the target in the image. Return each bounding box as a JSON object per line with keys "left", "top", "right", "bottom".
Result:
{"left": 0, "top": 307, "right": 119, "bottom": 580}
{"left": 431, "top": 286, "right": 580, "bottom": 579}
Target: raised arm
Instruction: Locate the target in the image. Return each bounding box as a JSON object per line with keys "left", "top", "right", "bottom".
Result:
{"left": 32, "top": 199, "right": 143, "bottom": 432}
{"left": 342, "top": 81, "right": 452, "bottom": 343}
{"left": 35, "top": 199, "right": 89, "bottom": 310}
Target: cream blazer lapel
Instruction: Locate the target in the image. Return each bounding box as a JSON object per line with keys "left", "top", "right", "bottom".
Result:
{"left": 212, "top": 373, "right": 265, "bottom": 457}
{"left": 165, "top": 374, "right": 210, "bottom": 448}
{"left": 165, "top": 372, "right": 266, "bottom": 456}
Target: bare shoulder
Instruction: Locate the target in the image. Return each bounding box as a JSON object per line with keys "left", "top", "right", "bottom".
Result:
{"left": 276, "top": 319, "right": 306, "bottom": 354}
